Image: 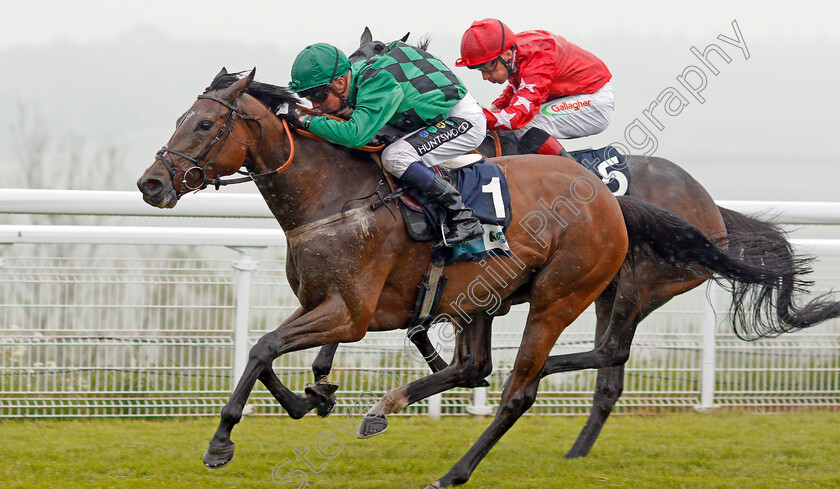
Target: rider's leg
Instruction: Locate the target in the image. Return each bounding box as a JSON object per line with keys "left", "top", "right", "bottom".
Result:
{"left": 518, "top": 127, "right": 572, "bottom": 159}
{"left": 382, "top": 92, "right": 487, "bottom": 246}
{"left": 398, "top": 161, "right": 484, "bottom": 245}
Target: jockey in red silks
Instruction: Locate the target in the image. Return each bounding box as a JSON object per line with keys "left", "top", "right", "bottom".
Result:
{"left": 456, "top": 19, "right": 614, "bottom": 158}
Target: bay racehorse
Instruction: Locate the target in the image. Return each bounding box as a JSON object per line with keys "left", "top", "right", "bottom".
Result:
{"left": 303, "top": 29, "right": 840, "bottom": 462}
{"left": 137, "top": 69, "right": 831, "bottom": 487}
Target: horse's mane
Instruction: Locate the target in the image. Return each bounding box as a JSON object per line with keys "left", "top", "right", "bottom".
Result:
{"left": 206, "top": 71, "right": 299, "bottom": 111}
{"left": 416, "top": 34, "right": 432, "bottom": 52}
{"left": 206, "top": 70, "right": 378, "bottom": 160}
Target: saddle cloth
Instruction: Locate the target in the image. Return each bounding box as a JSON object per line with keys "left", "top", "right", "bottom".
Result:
{"left": 567, "top": 146, "right": 631, "bottom": 196}
{"left": 398, "top": 156, "right": 513, "bottom": 265}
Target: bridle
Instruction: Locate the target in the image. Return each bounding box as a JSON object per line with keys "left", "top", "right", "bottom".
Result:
{"left": 153, "top": 84, "right": 402, "bottom": 234}
{"left": 155, "top": 93, "right": 294, "bottom": 194}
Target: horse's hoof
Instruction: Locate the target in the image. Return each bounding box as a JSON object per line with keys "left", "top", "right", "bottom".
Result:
{"left": 424, "top": 481, "right": 443, "bottom": 488}
{"left": 305, "top": 382, "right": 339, "bottom": 418}
{"left": 203, "top": 441, "right": 235, "bottom": 469}
{"left": 357, "top": 414, "right": 388, "bottom": 439}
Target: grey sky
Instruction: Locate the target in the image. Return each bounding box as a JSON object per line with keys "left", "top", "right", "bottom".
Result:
{"left": 3, "top": 0, "right": 840, "bottom": 50}
{"left": 1, "top": 0, "right": 839, "bottom": 202}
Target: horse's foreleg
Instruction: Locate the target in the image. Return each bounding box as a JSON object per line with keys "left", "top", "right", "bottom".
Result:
{"left": 550, "top": 278, "right": 695, "bottom": 458}
{"left": 204, "top": 295, "right": 371, "bottom": 469}
{"left": 406, "top": 325, "right": 450, "bottom": 372}
{"left": 313, "top": 324, "right": 452, "bottom": 387}
{"left": 260, "top": 366, "right": 338, "bottom": 419}
{"left": 540, "top": 293, "right": 642, "bottom": 377}
{"left": 357, "top": 316, "right": 493, "bottom": 438}
{"left": 566, "top": 364, "right": 625, "bottom": 458}
{"left": 312, "top": 343, "right": 340, "bottom": 382}
{"left": 204, "top": 332, "right": 282, "bottom": 468}
{"left": 406, "top": 325, "right": 489, "bottom": 387}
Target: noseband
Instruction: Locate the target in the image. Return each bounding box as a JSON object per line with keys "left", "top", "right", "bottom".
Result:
{"left": 156, "top": 94, "right": 274, "bottom": 192}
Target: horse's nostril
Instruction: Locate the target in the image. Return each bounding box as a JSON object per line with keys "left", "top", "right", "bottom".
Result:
{"left": 142, "top": 179, "right": 162, "bottom": 193}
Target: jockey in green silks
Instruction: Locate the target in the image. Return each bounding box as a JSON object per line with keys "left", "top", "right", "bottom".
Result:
{"left": 286, "top": 42, "right": 486, "bottom": 246}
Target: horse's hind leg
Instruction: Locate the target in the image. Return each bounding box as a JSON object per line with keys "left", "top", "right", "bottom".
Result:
{"left": 427, "top": 289, "right": 598, "bottom": 488}
{"left": 544, "top": 275, "right": 705, "bottom": 458}
{"left": 357, "top": 315, "right": 493, "bottom": 438}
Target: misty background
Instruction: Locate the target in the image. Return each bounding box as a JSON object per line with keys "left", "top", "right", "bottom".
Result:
{"left": 1, "top": 1, "right": 838, "bottom": 203}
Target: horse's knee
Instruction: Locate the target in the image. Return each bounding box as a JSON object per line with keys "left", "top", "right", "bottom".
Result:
{"left": 474, "top": 356, "right": 493, "bottom": 380}
{"left": 593, "top": 342, "right": 630, "bottom": 369}
{"left": 453, "top": 353, "right": 492, "bottom": 382}
{"left": 608, "top": 349, "right": 630, "bottom": 367}
{"left": 345, "top": 327, "right": 366, "bottom": 344}
{"left": 249, "top": 334, "right": 279, "bottom": 364}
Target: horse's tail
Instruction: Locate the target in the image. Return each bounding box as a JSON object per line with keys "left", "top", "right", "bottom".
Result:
{"left": 716, "top": 205, "right": 840, "bottom": 339}
{"left": 616, "top": 196, "right": 840, "bottom": 339}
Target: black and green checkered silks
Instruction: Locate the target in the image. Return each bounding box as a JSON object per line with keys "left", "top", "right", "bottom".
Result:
{"left": 351, "top": 42, "right": 467, "bottom": 131}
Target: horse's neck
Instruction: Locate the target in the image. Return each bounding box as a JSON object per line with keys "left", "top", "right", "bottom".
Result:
{"left": 252, "top": 129, "right": 383, "bottom": 232}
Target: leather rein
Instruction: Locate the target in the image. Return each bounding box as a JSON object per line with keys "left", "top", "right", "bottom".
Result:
{"left": 156, "top": 94, "right": 385, "bottom": 193}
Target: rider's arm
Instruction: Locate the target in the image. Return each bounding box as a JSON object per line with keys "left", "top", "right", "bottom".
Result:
{"left": 307, "top": 75, "right": 403, "bottom": 148}
{"left": 491, "top": 84, "right": 515, "bottom": 110}
{"left": 485, "top": 56, "right": 553, "bottom": 131}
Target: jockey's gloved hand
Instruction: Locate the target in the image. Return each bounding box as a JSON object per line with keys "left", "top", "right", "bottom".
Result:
{"left": 286, "top": 105, "right": 312, "bottom": 130}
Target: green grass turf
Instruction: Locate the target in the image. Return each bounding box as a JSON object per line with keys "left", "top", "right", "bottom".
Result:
{"left": 2, "top": 411, "right": 839, "bottom": 488}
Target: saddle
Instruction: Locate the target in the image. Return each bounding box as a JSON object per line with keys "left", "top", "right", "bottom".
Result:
{"left": 391, "top": 154, "right": 513, "bottom": 265}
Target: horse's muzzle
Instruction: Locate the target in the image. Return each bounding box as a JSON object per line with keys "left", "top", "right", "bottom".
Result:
{"left": 137, "top": 175, "right": 179, "bottom": 209}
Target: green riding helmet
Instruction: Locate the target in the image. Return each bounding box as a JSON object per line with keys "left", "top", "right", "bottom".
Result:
{"left": 288, "top": 43, "right": 351, "bottom": 93}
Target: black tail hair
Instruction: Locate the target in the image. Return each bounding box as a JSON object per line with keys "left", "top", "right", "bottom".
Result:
{"left": 717, "top": 206, "right": 840, "bottom": 339}
{"left": 618, "top": 196, "right": 840, "bottom": 340}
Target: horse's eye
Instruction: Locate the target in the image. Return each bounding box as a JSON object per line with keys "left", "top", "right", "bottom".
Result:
{"left": 198, "top": 120, "right": 213, "bottom": 131}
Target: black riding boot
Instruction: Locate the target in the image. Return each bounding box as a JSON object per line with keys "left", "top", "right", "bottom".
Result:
{"left": 519, "top": 127, "right": 572, "bottom": 159}
{"left": 425, "top": 175, "right": 484, "bottom": 246}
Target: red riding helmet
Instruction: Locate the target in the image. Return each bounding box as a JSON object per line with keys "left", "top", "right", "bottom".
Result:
{"left": 455, "top": 19, "right": 517, "bottom": 67}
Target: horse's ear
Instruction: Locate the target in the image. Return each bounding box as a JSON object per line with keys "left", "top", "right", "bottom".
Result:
{"left": 400, "top": 32, "right": 410, "bottom": 42}
{"left": 360, "top": 27, "right": 373, "bottom": 46}
{"left": 221, "top": 68, "right": 255, "bottom": 102}
{"left": 216, "top": 67, "right": 228, "bottom": 77}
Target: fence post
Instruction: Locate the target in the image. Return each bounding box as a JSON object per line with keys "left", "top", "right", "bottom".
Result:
{"left": 229, "top": 247, "right": 261, "bottom": 392}
{"left": 426, "top": 324, "right": 443, "bottom": 419}
{"left": 696, "top": 285, "right": 720, "bottom": 411}
{"left": 466, "top": 386, "right": 494, "bottom": 416}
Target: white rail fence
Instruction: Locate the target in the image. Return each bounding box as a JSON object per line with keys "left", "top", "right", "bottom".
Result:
{"left": 0, "top": 189, "right": 839, "bottom": 418}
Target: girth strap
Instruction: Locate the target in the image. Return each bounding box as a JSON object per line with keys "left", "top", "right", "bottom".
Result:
{"left": 284, "top": 206, "right": 374, "bottom": 239}
{"left": 410, "top": 259, "right": 448, "bottom": 325}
